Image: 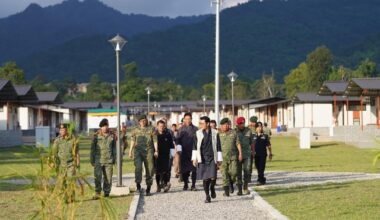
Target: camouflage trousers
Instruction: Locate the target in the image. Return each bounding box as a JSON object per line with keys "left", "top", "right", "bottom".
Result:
{"left": 134, "top": 150, "right": 154, "bottom": 186}
{"left": 237, "top": 157, "right": 251, "bottom": 185}
{"left": 58, "top": 165, "right": 77, "bottom": 202}
{"left": 221, "top": 159, "right": 238, "bottom": 187}
{"left": 94, "top": 163, "right": 113, "bottom": 194}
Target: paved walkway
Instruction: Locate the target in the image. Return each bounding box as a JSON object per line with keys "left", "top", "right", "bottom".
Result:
{"left": 134, "top": 174, "right": 275, "bottom": 220}
{"left": 132, "top": 171, "right": 380, "bottom": 220}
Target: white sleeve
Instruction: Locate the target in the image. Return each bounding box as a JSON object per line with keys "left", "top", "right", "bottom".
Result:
{"left": 176, "top": 145, "right": 182, "bottom": 152}
{"left": 217, "top": 151, "right": 223, "bottom": 162}
{"left": 191, "top": 150, "right": 197, "bottom": 161}
{"left": 170, "top": 149, "right": 175, "bottom": 157}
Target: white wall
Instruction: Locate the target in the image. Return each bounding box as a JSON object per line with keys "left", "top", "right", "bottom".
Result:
{"left": 18, "top": 107, "right": 29, "bottom": 130}
{"left": 0, "top": 104, "right": 7, "bottom": 130}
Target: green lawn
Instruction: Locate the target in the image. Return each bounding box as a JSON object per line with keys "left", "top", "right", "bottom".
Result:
{"left": 0, "top": 182, "right": 133, "bottom": 220}
{"left": 267, "top": 136, "right": 380, "bottom": 173}
{"left": 257, "top": 179, "right": 380, "bottom": 220}
{"left": 0, "top": 136, "right": 134, "bottom": 180}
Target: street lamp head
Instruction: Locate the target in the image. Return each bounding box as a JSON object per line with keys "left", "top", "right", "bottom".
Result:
{"left": 202, "top": 95, "right": 207, "bottom": 102}
{"left": 228, "top": 71, "right": 238, "bottom": 82}
{"left": 109, "top": 34, "right": 127, "bottom": 51}
{"left": 145, "top": 86, "right": 152, "bottom": 95}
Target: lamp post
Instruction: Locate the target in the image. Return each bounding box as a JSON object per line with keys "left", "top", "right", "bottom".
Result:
{"left": 202, "top": 95, "right": 207, "bottom": 115}
{"left": 228, "top": 71, "right": 238, "bottom": 127}
{"left": 109, "top": 34, "right": 127, "bottom": 187}
{"left": 212, "top": 0, "right": 221, "bottom": 125}
{"left": 145, "top": 86, "right": 151, "bottom": 120}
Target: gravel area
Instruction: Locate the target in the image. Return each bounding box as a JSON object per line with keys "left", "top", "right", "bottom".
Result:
{"left": 134, "top": 173, "right": 275, "bottom": 220}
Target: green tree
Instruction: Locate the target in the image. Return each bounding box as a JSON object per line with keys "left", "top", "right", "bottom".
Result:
{"left": 352, "top": 58, "right": 378, "bottom": 78}
{"left": 85, "top": 74, "right": 114, "bottom": 101}
{"left": 0, "top": 61, "right": 26, "bottom": 84}
{"left": 328, "top": 65, "right": 352, "bottom": 81}
{"left": 306, "top": 46, "right": 333, "bottom": 91}
{"left": 284, "top": 62, "right": 309, "bottom": 98}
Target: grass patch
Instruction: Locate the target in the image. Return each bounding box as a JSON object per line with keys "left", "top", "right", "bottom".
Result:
{"left": 0, "top": 183, "right": 133, "bottom": 219}
{"left": 0, "top": 136, "right": 134, "bottom": 180}
{"left": 268, "top": 136, "right": 380, "bottom": 173}
{"left": 257, "top": 179, "right": 380, "bottom": 220}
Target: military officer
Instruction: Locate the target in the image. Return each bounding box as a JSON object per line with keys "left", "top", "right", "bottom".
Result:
{"left": 52, "top": 123, "right": 80, "bottom": 178}
{"left": 129, "top": 115, "right": 158, "bottom": 196}
{"left": 263, "top": 122, "right": 272, "bottom": 140}
{"left": 91, "top": 118, "right": 116, "bottom": 199}
{"left": 52, "top": 123, "right": 80, "bottom": 202}
{"left": 248, "top": 116, "right": 258, "bottom": 178}
{"left": 219, "top": 118, "right": 242, "bottom": 197}
{"left": 236, "top": 117, "right": 254, "bottom": 195}
{"left": 253, "top": 122, "right": 273, "bottom": 185}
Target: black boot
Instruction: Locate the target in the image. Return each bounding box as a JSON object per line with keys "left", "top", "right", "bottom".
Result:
{"left": 203, "top": 180, "right": 211, "bottom": 203}
{"left": 136, "top": 183, "right": 141, "bottom": 192}
{"left": 237, "top": 184, "right": 243, "bottom": 196}
{"left": 230, "top": 181, "right": 234, "bottom": 194}
{"left": 243, "top": 183, "right": 250, "bottom": 195}
{"left": 210, "top": 179, "right": 216, "bottom": 199}
{"left": 223, "top": 186, "right": 230, "bottom": 197}
{"left": 146, "top": 185, "right": 151, "bottom": 196}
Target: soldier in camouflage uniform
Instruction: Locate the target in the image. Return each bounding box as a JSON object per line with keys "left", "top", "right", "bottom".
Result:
{"left": 236, "top": 117, "right": 254, "bottom": 195}
{"left": 219, "top": 118, "right": 242, "bottom": 197}
{"left": 263, "top": 122, "right": 272, "bottom": 140}
{"left": 248, "top": 116, "right": 258, "bottom": 180}
{"left": 52, "top": 123, "right": 80, "bottom": 202}
{"left": 53, "top": 123, "right": 80, "bottom": 177}
{"left": 129, "top": 115, "right": 158, "bottom": 196}
{"left": 91, "top": 118, "right": 116, "bottom": 199}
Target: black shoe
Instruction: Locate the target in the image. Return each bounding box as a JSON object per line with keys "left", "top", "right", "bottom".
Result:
{"left": 243, "top": 183, "right": 251, "bottom": 194}
{"left": 146, "top": 186, "right": 151, "bottom": 196}
{"left": 137, "top": 183, "right": 141, "bottom": 192}
{"left": 183, "top": 184, "right": 189, "bottom": 191}
{"left": 104, "top": 194, "right": 110, "bottom": 197}
{"left": 223, "top": 186, "right": 230, "bottom": 197}
{"left": 205, "top": 195, "right": 211, "bottom": 203}
{"left": 230, "top": 181, "right": 234, "bottom": 194}
{"left": 191, "top": 186, "right": 197, "bottom": 191}
{"left": 210, "top": 187, "right": 216, "bottom": 199}
{"left": 237, "top": 184, "right": 243, "bottom": 196}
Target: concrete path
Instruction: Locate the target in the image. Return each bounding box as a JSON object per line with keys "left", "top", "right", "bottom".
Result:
{"left": 134, "top": 174, "right": 276, "bottom": 220}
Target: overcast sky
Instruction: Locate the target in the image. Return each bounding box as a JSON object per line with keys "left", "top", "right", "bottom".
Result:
{"left": 0, "top": 0, "right": 249, "bottom": 18}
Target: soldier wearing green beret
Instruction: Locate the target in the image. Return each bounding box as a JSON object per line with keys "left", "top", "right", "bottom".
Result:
{"left": 91, "top": 118, "right": 116, "bottom": 199}
{"left": 129, "top": 115, "right": 158, "bottom": 196}
{"left": 52, "top": 123, "right": 80, "bottom": 202}
{"left": 219, "top": 118, "right": 243, "bottom": 197}
{"left": 249, "top": 116, "right": 258, "bottom": 134}
{"left": 236, "top": 117, "right": 253, "bottom": 195}
{"left": 248, "top": 116, "right": 258, "bottom": 178}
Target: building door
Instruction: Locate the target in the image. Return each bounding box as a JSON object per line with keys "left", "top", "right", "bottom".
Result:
{"left": 353, "top": 111, "right": 360, "bottom": 126}
{"left": 270, "top": 106, "right": 277, "bottom": 128}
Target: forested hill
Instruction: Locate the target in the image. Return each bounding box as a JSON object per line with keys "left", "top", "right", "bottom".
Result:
{"left": 7, "top": 0, "right": 380, "bottom": 84}
{"left": 0, "top": 0, "right": 208, "bottom": 62}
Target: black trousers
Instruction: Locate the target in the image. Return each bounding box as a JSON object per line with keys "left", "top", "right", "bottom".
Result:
{"left": 182, "top": 171, "right": 197, "bottom": 187}
{"left": 156, "top": 172, "right": 170, "bottom": 186}
{"left": 254, "top": 155, "right": 267, "bottom": 183}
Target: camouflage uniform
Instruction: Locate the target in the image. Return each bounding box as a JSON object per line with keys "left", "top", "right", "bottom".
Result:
{"left": 53, "top": 134, "right": 79, "bottom": 177}
{"left": 248, "top": 126, "right": 256, "bottom": 176}
{"left": 91, "top": 131, "right": 116, "bottom": 195}
{"left": 263, "top": 126, "right": 272, "bottom": 140}
{"left": 236, "top": 127, "right": 253, "bottom": 185}
{"left": 130, "top": 126, "right": 157, "bottom": 187}
{"left": 219, "top": 129, "right": 240, "bottom": 187}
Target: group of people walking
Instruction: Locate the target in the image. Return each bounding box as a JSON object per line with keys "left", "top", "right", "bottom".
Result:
{"left": 52, "top": 113, "right": 273, "bottom": 203}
